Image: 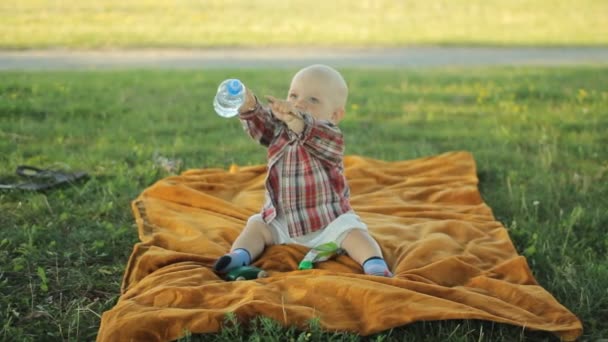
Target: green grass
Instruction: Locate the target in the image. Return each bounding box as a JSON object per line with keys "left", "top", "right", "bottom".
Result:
{"left": 1, "top": 67, "right": 607, "bottom": 341}
{"left": 1, "top": 0, "right": 607, "bottom": 49}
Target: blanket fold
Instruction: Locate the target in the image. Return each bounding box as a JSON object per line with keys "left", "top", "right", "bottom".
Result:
{"left": 98, "top": 151, "right": 582, "bottom": 341}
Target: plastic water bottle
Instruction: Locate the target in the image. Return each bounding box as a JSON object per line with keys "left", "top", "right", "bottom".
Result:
{"left": 213, "top": 79, "right": 246, "bottom": 118}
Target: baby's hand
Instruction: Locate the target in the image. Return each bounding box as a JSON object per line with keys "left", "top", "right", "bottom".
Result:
{"left": 265, "top": 95, "right": 301, "bottom": 123}
{"left": 238, "top": 88, "right": 257, "bottom": 113}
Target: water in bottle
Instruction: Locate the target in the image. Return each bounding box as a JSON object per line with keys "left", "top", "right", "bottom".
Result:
{"left": 213, "top": 79, "right": 246, "bottom": 118}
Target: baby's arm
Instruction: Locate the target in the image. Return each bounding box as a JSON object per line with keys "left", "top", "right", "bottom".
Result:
{"left": 298, "top": 114, "right": 344, "bottom": 166}
{"left": 265, "top": 96, "right": 344, "bottom": 166}
{"left": 264, "top": 95, "right": 305, "bottom": 133}
{"left": 239, "top": 89, "right": 279, "bottom": 147}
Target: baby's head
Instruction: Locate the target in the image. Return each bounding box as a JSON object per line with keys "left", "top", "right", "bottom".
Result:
{"left": 287, "top": 64, "right": 348, "bottom": 124}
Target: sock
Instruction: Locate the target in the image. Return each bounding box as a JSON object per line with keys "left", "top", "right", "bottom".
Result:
{"left": 213, "top": 248, "right": 251, "bottom": 273}
{"left": 363, "top": 257, "right": 393, "bottom": 277}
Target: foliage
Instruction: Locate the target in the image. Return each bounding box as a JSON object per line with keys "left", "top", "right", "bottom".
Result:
{"left": 1, "top": 0, "right": 607, "bottom": 48}
{"left": 1, "top": 67, "right": 606, "bottom": 340}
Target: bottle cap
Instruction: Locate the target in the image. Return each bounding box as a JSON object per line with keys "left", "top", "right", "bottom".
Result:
{"left": 226, "top": 79, "right": 243, "bottom": 96}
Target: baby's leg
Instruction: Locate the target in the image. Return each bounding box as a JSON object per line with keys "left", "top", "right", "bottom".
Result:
{"left": 232, "top": 215, "right": 273, "bottom": 258}
{"left": 213, "top": 215, "right": 273, "bottom": 273}
{"left": 341, "top": 229, "right": 392, "bottom": 277}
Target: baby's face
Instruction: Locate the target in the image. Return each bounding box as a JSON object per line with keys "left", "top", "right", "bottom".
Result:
{"left": 287, "top": 70, "right": 343, "bottom": 123}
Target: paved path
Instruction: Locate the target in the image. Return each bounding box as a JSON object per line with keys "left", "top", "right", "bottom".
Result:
{"left": 1, "top": 47, "right": 607, "bottom": 70}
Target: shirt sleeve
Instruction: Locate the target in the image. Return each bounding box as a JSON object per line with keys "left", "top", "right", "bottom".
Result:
{"left": 239, "top": 98, "right": 280, "bottom": 147}
{"left": 299, "top": 113, "right": 344, "bottom": 166}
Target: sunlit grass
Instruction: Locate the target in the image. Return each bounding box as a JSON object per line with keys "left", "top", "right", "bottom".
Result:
{"left": 1, "top": 0, "right": 607, "bottom": 49}
{"left": 0, "top": 67, "right": 607, "bottom": 340}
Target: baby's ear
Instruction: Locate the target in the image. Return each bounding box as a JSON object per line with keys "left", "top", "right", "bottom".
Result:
{"left": 332, "top": 107, "right": 345, "bottom": 123}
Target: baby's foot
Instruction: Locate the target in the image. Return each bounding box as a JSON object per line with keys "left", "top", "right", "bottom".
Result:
{"left": 362, "top": 257, "right": 393, "bottom": 277}
{"left": 213, "top": 248, "right": 251, "bottom": 273}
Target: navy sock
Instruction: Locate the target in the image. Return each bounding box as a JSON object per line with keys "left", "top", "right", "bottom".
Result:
{"left": 213, "top": 248, "right": 251, "bottom": 273}
{"left": 362, "top": 257, "right": 393, "bottom": 277}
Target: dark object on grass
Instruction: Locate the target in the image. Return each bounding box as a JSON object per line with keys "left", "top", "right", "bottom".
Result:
{"left": 0, "top": 165, "right": 88, "bottom": 191}
{"left": 225, "top": 266, "right": 268, "bottom": 281}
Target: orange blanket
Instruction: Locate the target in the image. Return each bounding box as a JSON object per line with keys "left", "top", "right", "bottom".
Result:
{"left": 97, "top": 152, "right": 582, "bottom": 341}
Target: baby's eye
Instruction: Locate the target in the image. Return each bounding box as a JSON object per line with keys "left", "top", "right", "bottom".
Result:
{"left": 309, "top": 97, "right": 319, "bottom": 104}
{"left": 289, "top": 93, "right": 297, "bottom": 99}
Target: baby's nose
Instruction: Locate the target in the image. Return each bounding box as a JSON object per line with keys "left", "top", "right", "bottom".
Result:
{"left": 294, "top": 99, "right": 306, "bottom": 109}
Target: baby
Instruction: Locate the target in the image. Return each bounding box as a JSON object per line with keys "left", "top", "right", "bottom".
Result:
{"left": 213, "top": 64, "right": 392, "bottom": 277}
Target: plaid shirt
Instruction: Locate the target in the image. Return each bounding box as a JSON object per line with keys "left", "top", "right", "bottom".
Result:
{"left": 239, "top": 101, "right": 352, "bottom": 237}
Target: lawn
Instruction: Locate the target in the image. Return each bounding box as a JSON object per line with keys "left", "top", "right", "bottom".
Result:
{"left": 1, "top": 0, "right": 607, "bottom": 49}
{"left": 0, "top": 67, "right": 607, "bottom": 341}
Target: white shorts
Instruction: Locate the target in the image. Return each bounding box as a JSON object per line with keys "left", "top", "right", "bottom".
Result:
{"left": 248, "top": 211, "right": 368, "bottom": 248}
